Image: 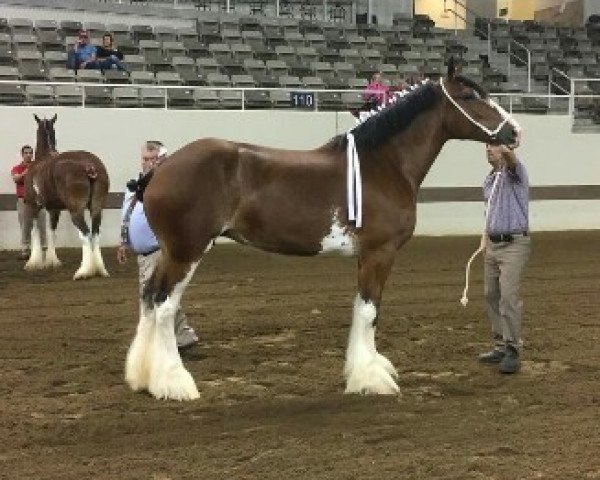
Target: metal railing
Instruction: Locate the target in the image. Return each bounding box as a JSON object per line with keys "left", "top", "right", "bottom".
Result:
{"left": 443, "top": 0, "right": 533, "bottom": 92}
{"left": 0, "top": 78, "right": 586, "bottom": 117}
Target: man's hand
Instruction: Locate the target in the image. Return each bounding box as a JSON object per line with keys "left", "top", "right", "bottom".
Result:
{"left": 117, "top": 244, "right": 128, "bottom": 264}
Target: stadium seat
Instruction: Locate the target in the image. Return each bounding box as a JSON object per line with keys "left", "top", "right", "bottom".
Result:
{"left": 270, "top": 90, "right": 291, "bottom": 108}
{"left": 140, "top": 87, "right": 165, "bottom": 107}
{"left": 49, "top": 67, "right": 75, "bottom": 82}
{"left": 113, "top": 86, "right": 140, "bottom": 108}
{"left": 0, "top": 65, "right": 19, "bottom": 80}
{"left": 244, "top": 89, "right": 270, "bottom": 108}
{"left": 0, "top": 83, "right": 25, "bottom": 104}
{"left": 167, "top": 88, "right": 195, "bottom": 109}
{"left": 43, "top": 51, "right": 67, "bottom": 69}
{"left": 76, "top": 69, "right": 103, "bottom": 83}
{"left": 219, "top": 89, "right": 243, "bottom": 109}
{"left": 9, "top": 18, "right": 34, "bottom": 35}
{"left": 317, "top": 91, "right": 342, "bottom": 110}
{"left": 85, "top": 85, "right": 112, "bottom": 106}
{"left": 193, "top": 88, "right": 220, "bottom": 109}
{"left": 104, "top": 69, "right": 130, "bottom": 84}
{"left": 55, "top": 84, "right": 83, "bottom": 105}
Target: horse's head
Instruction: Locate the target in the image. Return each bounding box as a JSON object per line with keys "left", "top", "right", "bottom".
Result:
{"left": 438, "top": 58, "right": 519, "bottom": 147}
{"left": 34, "top": 114, "right": 58, "bottom": 157}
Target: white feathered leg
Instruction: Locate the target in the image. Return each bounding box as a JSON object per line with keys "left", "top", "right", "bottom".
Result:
{"left": 148, "top": 261, "right": 200, "bottom": 401}
{"left": 44, "top": 227, "right": 61, "bottom": 268}
{"left": 73, "top": 232, "right": 95, "bottom": 280}
{"left": 24, "top": 221, "right": 44, "bottom": 270}
{"left": 125, "top": 301, "right": 156, "bottom": 392}
{"left": 91, "top": 233, "right": 109, "bottom": 277}
{"left": 344, "top": 294, "right": 399, "bottom": 395}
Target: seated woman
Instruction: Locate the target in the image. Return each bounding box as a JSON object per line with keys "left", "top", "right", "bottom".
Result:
{"left": 362, "top": 72, "right": 390, "bottom": 110}
{"left": 95, "top": 32, "right": 127, "bottom": 71}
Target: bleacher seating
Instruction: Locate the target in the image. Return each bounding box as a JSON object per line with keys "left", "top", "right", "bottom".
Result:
{"left": 0, "top": 6, "right": 596, "bottom": 118}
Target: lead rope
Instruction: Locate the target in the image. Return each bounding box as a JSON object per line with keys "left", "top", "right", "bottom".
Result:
{"left": 460, "top": 169, "right": 502, "bottom": 307}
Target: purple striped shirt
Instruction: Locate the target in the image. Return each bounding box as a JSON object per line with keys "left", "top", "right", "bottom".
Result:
{"left": 483, "top": 161, "right": 529, "bottom": 235}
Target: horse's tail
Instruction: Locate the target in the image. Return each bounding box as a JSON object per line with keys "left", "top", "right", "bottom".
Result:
{"left": 86, "top": 161, "right": 110, "bottom": 235}
{"left": 84, "top": 162, "right": 98, "bottom": 179}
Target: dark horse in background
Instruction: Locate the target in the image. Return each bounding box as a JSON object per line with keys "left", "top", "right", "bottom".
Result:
{"left": 126, "top": 60, "right": 520, "bottom": 401}
{"left": 24, "top": 114, "right": 110, "bottom": 279}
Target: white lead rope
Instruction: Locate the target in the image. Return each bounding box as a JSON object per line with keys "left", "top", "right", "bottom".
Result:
{"left": 346, "top": 132, "right": 362, "bottom": 228}
{"left": 460, "top": 170, "right": 502, "bottom": 306}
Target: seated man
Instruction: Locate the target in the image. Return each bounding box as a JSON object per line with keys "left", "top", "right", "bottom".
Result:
{"left": 67, "top": 29, "right": 97, "bottom": 71}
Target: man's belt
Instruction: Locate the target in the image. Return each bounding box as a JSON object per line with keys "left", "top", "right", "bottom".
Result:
{"left": 488, "top": 232, "right": 528, "bottom": 243}
{"left": 140, "top": 246, "right": 160, "bottom": 256}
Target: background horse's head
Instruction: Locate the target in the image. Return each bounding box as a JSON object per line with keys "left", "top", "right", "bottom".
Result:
{"left": 34, "top": 114, "right": 58, "bottom": 158}
{"left": 439, "top": 58, "right": 519, "bottom": 146}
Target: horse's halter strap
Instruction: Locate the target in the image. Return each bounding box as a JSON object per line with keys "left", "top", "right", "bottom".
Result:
{"left": 439, "top": 77, "right": 514, "bottom": 140}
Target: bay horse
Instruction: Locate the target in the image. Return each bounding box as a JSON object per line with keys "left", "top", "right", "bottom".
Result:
{"left": 126, "top": 59, "right": 520, "bottom": 401}
{"left": 23, "top": 114, "right": 110, "bottom": 279}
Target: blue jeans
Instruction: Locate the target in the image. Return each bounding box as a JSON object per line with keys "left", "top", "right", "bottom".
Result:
{"left": 88, "top": 58, "right": 127, "bottom": 71}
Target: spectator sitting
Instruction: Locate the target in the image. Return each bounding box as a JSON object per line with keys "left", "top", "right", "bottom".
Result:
{"left": 362, "top": 72, "right": 390, "bottom": 110}
{"left": 95, "top": 32, "right": 127, "bottom": 72}
{"left": 67, "top": 29, "right": 126, "bottom": 72}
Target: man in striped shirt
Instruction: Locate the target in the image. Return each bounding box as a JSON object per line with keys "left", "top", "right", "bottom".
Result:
{"left": 478, "top": 143, "right": 530, "bottom": 374}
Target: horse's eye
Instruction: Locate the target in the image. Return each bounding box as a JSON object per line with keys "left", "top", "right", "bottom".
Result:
{"left": 464, "top": 90, "right": 480, "bottom": 100}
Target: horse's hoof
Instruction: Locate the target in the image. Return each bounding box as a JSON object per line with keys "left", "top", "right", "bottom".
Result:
{"left": 45, "top": 259, "right": 62, "bottom": 268}
{"left": 24, "top": 262, "right": 44, "bottom": 271}
{"left": 149, "top": 367, "right": 200, "bottom": 401}
{"left": 345, "top": 356, "right": 400, "bottom": 395}
{"left": 73, "top": 271, "right": 90, "bottom": 280}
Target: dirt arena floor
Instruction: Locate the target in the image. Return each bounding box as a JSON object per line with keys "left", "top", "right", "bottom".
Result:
{"left": 1, "top": 231, "right": 598, "bottom": 480}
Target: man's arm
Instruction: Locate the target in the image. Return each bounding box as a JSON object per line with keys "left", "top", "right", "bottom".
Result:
{"left": 11, "top": 168, "right": 26, "bottom": 183}
{"left": 500, "top": 145, "right": 520, "bottom": 175}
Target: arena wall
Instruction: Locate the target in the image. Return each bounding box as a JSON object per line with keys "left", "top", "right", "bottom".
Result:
{"left": 0, "top": 107, "right": 598, "bottom": 249}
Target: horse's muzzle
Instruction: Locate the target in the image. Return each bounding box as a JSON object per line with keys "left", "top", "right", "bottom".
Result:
{"left": 493, "top": 123, "right": 518, "bottom": 146}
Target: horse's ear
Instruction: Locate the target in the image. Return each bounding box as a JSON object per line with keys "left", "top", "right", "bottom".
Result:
{"left": 50, "top": 114, "right": 57, "bottom": 124}
{"left": 34, "top": 114, "right": 41, "bottom": 124}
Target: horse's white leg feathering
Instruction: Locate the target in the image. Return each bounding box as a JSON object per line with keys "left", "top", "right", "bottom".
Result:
{"left": 44, "top": 228, "right": 61, "bottom": 268}
{"left": 125, "top": 301, "right": 156, "bottom": 392}
{"left": 147, "top": 261, "right": 200, "bottom": 401}
{"left": 24, "top": 222, "right": 44, "bottom": 270}
{"left": 73, "top": 233, "right": 95, "bottom": 280}
{"left": 91, "top": 234, "right": 109, "bottom": 277}
{"left": 344, "top": 294, "right": 399, "bottom": 395}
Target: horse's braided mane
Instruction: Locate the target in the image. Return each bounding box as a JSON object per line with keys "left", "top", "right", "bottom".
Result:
{"left": 325, "top": 80, "right": 441, "bottom": 153}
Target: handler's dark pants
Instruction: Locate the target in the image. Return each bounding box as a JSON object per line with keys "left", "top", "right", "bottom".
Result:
{"left": 484, "top": 235, "right": 531, "bottom": 347}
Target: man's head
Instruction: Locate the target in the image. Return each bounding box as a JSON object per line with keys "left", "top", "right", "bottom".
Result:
{"left": 140, "top": 140, "right": 166, "bottom": 174}
{"left": 77, "top": 29, "right": 90, "bottom": 44}
{"left": 21, "top": 145, "right": 34, "bottom": 163}
{"left": 486, "top": 143, "right": 504, "bottom": 169}
{"left": 371, "top": 72, "right": 382, "bottom": 84}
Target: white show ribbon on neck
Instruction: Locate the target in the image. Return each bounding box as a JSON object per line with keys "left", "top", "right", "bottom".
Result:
{"left": 346, "top": 132, "right": 362, "bottom": 228}
{"left": 439, "top": 77, "right": 521, "bottom": 139}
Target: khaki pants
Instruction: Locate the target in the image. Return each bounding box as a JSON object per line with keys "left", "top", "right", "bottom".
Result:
{"left": 17, "top": 198, "right": 47, "bottom": 250}
{"left": 484, "top": 235, "right": 531, "bottom": 347}
{"left": 137, "top": 250, "right": 188, "bottom": 331}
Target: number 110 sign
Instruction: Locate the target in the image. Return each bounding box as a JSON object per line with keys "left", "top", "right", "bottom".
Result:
{"left": 290, "top": 91, "right": 315, "bottom": 109}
